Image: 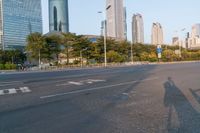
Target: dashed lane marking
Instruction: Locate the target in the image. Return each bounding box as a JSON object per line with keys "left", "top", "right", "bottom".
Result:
{"left": 68, "top": 82, "right": 83, "bottom": 86}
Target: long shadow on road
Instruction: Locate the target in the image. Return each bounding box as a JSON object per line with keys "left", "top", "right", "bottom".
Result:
{"left": 0, "top": 65, "right": 159, "bottom": 133}
{"left": 164, "top": 77, "right": 200, "bottom": 133}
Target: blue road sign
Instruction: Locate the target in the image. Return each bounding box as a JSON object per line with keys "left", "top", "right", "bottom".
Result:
{"left": 157, "top": 48, "right": 162, "bottom": 53}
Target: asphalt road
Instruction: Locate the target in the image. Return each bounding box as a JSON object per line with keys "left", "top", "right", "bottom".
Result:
{"left": 0, "top": 63, "right": 200, "bottom": 133}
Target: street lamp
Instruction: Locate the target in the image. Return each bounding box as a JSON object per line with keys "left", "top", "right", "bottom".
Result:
{"left": 131, "top": 43, "right": 133, "bottom": 64}
{"left": 39, "top": 49, "right": 41, "bottom": 69}
{"left": 175, "top": 28, "right": 186, "bottom": 58}
{"left": 80, "top": 48, "right": 87, "bottom": 67}
{"left": 98, "top": 11, "right": 107, "bottom": 67}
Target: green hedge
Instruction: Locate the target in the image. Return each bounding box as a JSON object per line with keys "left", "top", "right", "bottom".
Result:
{"left": 0, "top": 64, "right": 4, "bottom": 70}
{"left": 0, "top": 63, "right": 16, "bottom": 70}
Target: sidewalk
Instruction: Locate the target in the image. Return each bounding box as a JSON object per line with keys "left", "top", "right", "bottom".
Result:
{"left": 1, "top": 61, "right": 200, "bottom": 74}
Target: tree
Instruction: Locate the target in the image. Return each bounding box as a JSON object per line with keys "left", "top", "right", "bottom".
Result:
{"left": 45, "top": 35, "right": 61, "bottom": 62}
{"left": 140, "top": 52, "right": 149, "bottom": 61}
{"left": 61, "top": 33, "right": 76, "bottom": 65}
{"left": 0, "top": 50, "right": 26, "bottom": 64}
{"left": 162, "top": 49, "right": 176, "bottom": 62}
{"left": 149, "top": 52, "right": 158, "bottom": 62}
{"left": 26, "top": 32, "right": 46, "bottom": 64}
{"left": 107, "top": 50, "right": 123, "bottom": 63}
{"left": 72, "top": 35, "right": 91, "bottom": 60}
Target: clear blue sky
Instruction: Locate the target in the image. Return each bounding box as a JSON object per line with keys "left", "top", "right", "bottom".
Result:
{"left": 42, "top": 0, "right": 200, "bottom": 44}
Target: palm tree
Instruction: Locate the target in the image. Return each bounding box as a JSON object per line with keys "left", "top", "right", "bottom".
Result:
{"left": 61, "top": 33, "right": 76, "bottom": 65}
{"left": 26, "top": 32, "right": 46, "bottom": 66}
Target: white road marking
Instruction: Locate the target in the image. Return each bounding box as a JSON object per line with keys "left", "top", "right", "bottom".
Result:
{"left": 40, "top": 77, "right": 158, "bottom": 99}
{"left": 56, "top": 79, "right": 106, "bottom": 87}
{"left": 86, "top": 79, "right": 106, "bottom": 84}
{"left": 0, "top": 87, "right": 31, "bottom": 96}
{"left": 68, "top": 82, "right": 83, "bottom": 86}
{"left": 8, "top": 88, "right": 17, "bottom": 94}
{"left": 56, "top": 83, "right": 70, "bottom": 87}
{"left": 88, "top": 79, "right": 106, "bottom": 82}
{"left": 19, "top": 87, "right": 31, "bottom": 93}
{"left": 122, "top": 93, "right": 129, "bottom": 96}
{"left": 0, "top": 90, "right": 4, "bottom": 95}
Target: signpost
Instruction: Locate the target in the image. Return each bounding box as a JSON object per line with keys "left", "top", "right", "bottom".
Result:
{"left": 157, "top": 45, "right": 162, "bottom": 62}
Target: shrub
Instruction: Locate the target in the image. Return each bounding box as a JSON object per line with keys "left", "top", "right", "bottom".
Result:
{"left": 4, "top": 63, "right": 16, "bottom": 70}
{"left": 0, "top": 64, "right": 4, "bottom": 70}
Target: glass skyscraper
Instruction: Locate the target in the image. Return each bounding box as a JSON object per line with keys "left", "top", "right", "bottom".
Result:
{"left": 49, "top": 0, "right": 69, "bottom": 33}
{"left": 0, "top": 0, "right": 42, "bottom": 50}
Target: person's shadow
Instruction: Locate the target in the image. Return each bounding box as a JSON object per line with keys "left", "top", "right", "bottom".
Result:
{"left": 164, "top": 77, "right": 200, "bottom": 133}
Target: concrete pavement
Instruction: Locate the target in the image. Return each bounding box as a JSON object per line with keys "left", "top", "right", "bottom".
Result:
{"left": 0, "top": 63, "right": 200, "bottom": 133}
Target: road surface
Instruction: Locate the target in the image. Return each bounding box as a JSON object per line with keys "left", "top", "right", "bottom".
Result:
{"left": 0, "top": 63, "right": 200, "bottom": 133}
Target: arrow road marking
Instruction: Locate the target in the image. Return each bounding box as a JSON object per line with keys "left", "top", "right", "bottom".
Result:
{"left": 41, "top": 77, "right": 158, "bottom": 99}
{"left": 56, "top": 79, "right": 106, "bottom": 87}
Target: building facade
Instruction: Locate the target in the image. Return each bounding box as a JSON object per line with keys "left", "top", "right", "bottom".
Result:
{"left": 191, "top": 24, "right": 200, "bottom": 38}
{"left": 132, "top": 13, "right": 144, "bottom": 44}
{"left": 49, "top": 0, "right": 69, "bottom": 33}
{"left": 172, "top": 37, "right": 179, "bottom": 46}
{"left": 188, "top": 24, "right": 200, "bottom": 49}
{"left": 151, "top": 22, "right": 163, "bottom": 45}
{"left": 0, "top": 0, "right": 42, "bottom": 50}
{"left": 106, "top": 0, "right": 126, "bottom": 40}
{"left": 123, "top": 7, "right": 127, "bottom": 40}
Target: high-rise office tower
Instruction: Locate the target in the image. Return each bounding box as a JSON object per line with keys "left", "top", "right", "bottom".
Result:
{"left": 132, "top": 13, "right": 144, "bottom": 44}
{"left": 172, "top": 37, "right": 179, "bottom": 46}
{"left": 123, "top": 7, "right": 127, "bottom": 40}
{"left": 188, "top": 24, "right": 200, "bottom": 49}
{"left": 106, "top": 0, "right": 126, "bottom": 40}
{"left": 0, "top": 0, "right": 42, "bottom": 50}
{"left": 151, "top": 22, "right": 164, "bottom": 45}
{"left": 49, "top": 0, "right": 69, "bottom": 33}
{"left": 191, "top": 24, "right": 200, "bottom": 38}
{"left": 185, "top": 32, "right": 190, "bottom": 48}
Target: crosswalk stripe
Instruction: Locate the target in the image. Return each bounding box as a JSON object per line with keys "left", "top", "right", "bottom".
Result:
{"left": 19, "top": 87, "right": 31, "bottom": 93}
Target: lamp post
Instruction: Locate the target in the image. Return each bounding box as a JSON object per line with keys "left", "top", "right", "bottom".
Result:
{"left": 38, "top": 49, "right": 41, "bottom": 69}
{"left": 103, "top": 20, "right": 107, "bottom": 67}
{"left": 80, "top": 48, "right": 87, "bottom": 67}
{"left": 98, "top": 11, "right": 107, "bottom": 67}
{"left": 177, "top": 28, "right": 186, "bottom": 58}
{"left": 131, "top": 43, "right": 133, "bottom": 64}
{"left": 180, "top": 28, "right": 186, "bottom": 55}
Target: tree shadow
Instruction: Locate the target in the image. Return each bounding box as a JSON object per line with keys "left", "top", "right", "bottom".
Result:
{"left": 164, "top": 77, "right": 200, "bottom": 133}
